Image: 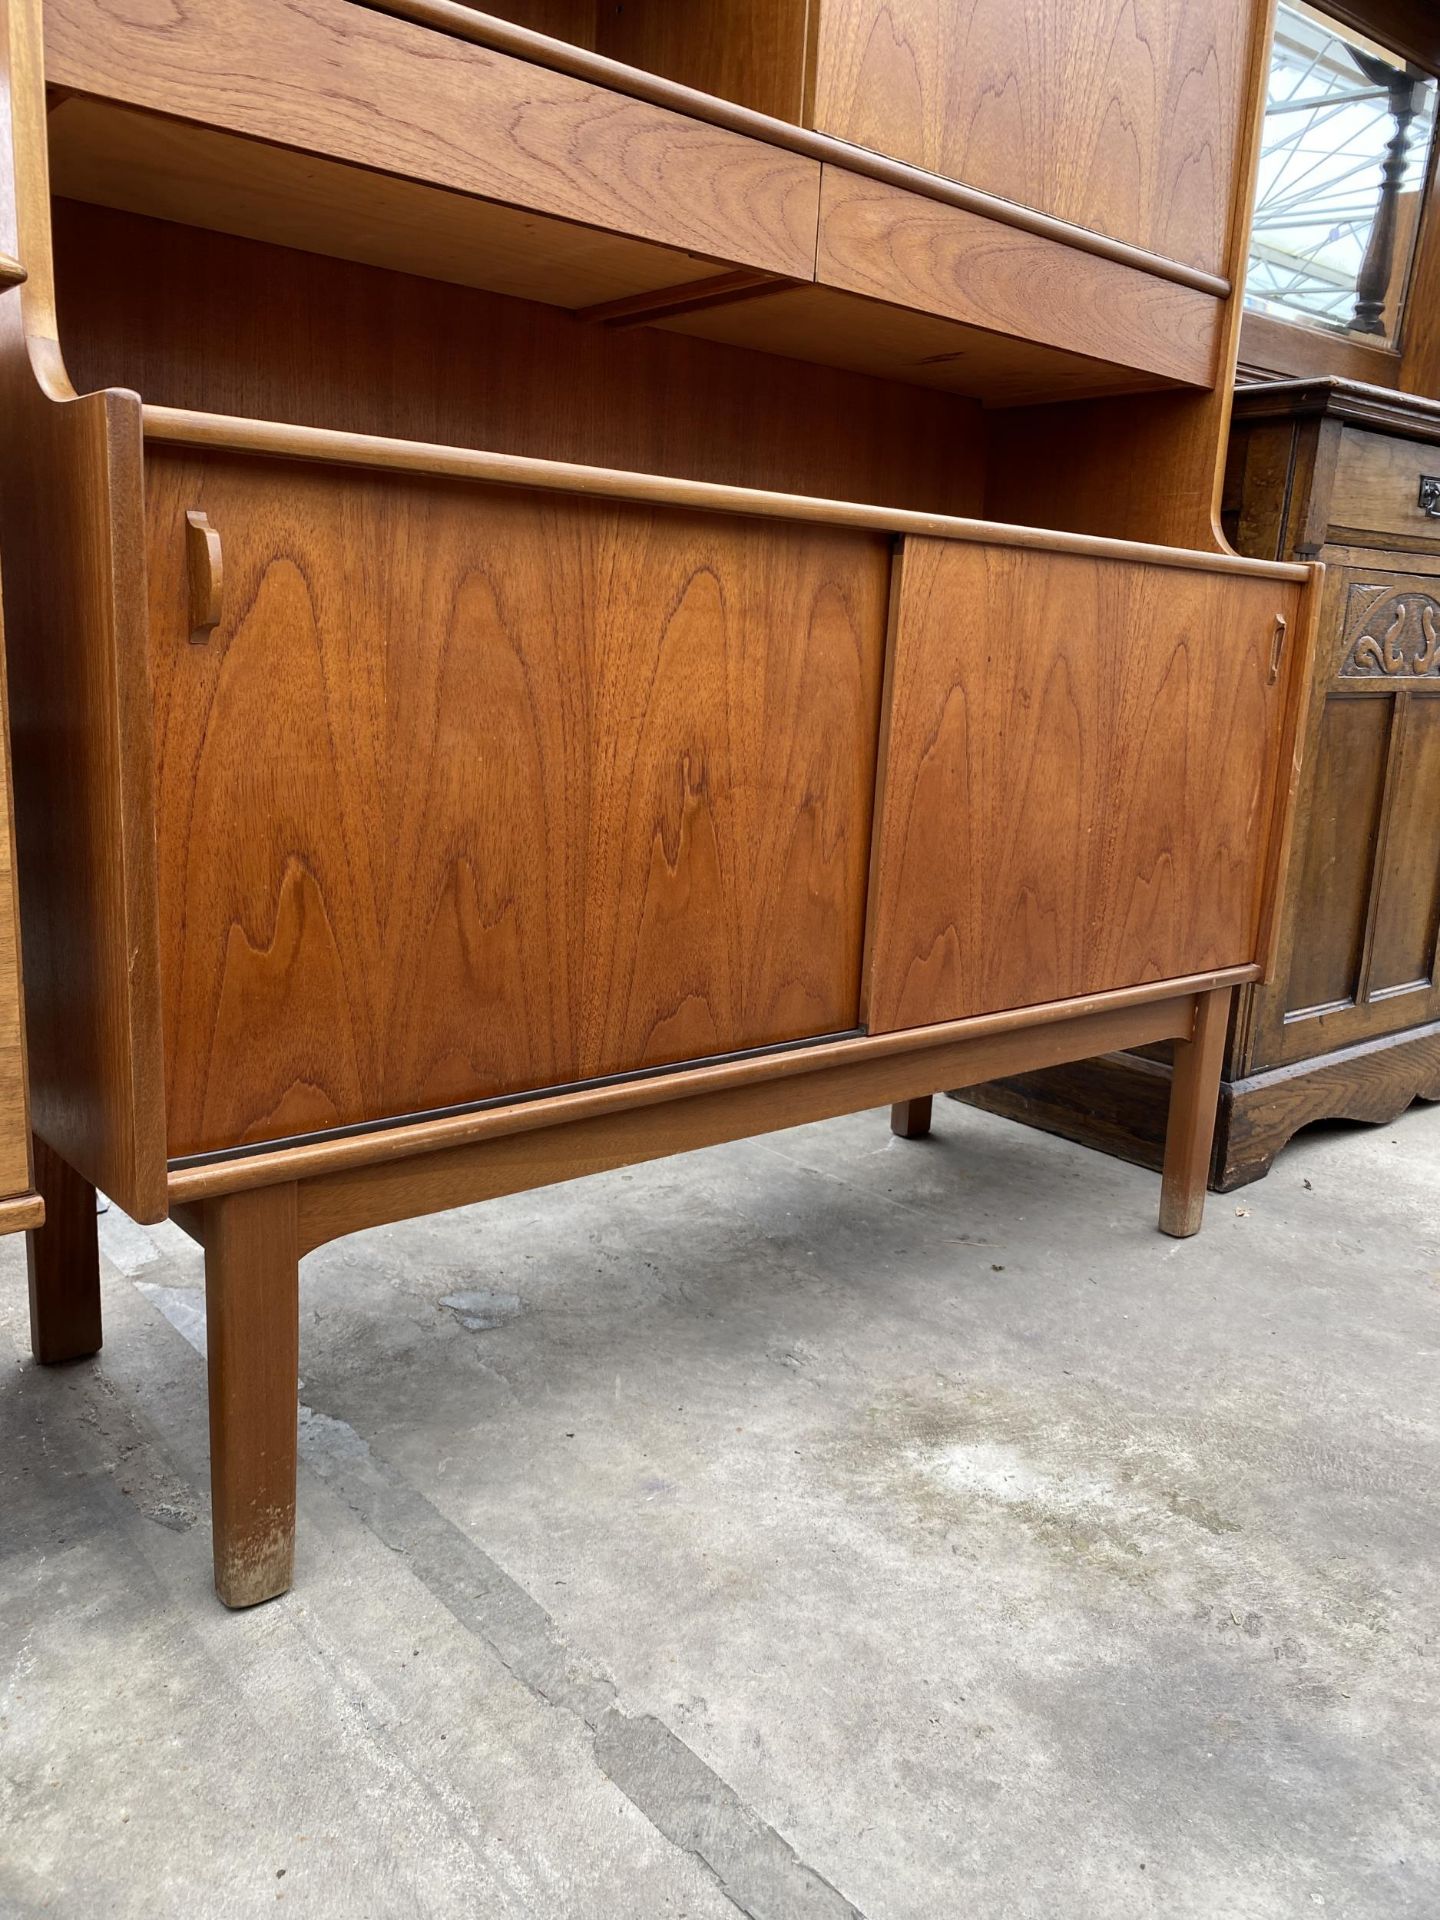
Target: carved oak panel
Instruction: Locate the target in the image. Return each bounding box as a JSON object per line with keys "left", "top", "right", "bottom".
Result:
{"left": 1340, "top": 583, "right": 1440, "bottom": 679}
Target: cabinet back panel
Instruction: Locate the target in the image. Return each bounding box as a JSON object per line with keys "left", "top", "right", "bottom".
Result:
{"left": 865, "top": 539, "right": 1298, "bottom": 1030}
{"left": 145, "top": 449, "right": 889, "bottom": 1157}
{"left": 53, "top": 202, "right": 986, "bottom": 518}
{"left": 809, "top": 0, "right": 1248, "bottom": 277}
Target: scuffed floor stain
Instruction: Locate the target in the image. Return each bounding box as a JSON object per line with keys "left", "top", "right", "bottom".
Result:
{"left": 441, "top": 1291, "right": 522, "bottom": 1332}
{"left": 818, "top": 1375, "right": 1423, "bottom": 1704}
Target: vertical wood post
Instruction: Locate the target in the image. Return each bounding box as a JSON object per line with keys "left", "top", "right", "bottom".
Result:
{"left": 203, "top": 1182, "right": 300, "bottom": 1608}
{"left": 890, "top": 1095, "right": 933, "bottom": 1138}
{"left": 26, "top": 1134, "right": 102, "bottom": 1364}
{"left": 1159, "top": 987, "right": 1233, "bottom": 1238}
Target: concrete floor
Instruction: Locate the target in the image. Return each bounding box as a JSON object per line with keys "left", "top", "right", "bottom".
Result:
{"left": 2, "top": 1098, "right": 1438, "bottom": 1919}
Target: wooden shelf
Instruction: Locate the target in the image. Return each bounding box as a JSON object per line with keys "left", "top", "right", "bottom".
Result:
{"left": 44, "top": 0, "right": 1225, "bottom": 406}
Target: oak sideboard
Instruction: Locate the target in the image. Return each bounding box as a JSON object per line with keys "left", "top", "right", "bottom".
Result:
{"left": 3, "top": 0, "right": 1319, "bottom": 1604}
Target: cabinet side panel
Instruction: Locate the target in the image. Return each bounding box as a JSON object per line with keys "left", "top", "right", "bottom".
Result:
{"left": 0, "top": 586, "right": 30, "bottom": 1200}
{"left": 865, "top": 539, "right": 1298, "bottom": 1031}
{"left": 0, "top": 388, "right": 168, "bottom": 1215}
{"left": 145, "top": 451, "right": 890, "bottom": 1157}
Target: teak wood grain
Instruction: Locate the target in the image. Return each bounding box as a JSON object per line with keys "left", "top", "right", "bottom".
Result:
{"left": 202, "top": 1181, "right": 299, "bottom": 1608}
{"left": 363, "top": 0, "right": 1235, "bottom": 295}
{"left": 813, "top": 168, "right": 1222, "bottom": 390}
{"left": 46, "top": 96, "right": 742, "bottom": 316}
{"left": 0, "top": 0, "right": 168, "bottom": 1220}
{"left": 807, "top": 0, "right": 1250, "bottom": 277}
{"left": 286, "top": 990, "right": 1203, "bottom": 1254}
{"left": 0, "top": 578, "right": 31, "bottom": 1203}
{"left": 144, "top": 448, "right": 889, "bottom": 1156}
{"left": 864, "top": 539, "right": 1305, "bottom": 1032}
{"left": 52, "top": 201, "right": 989, "bottom": 518}
{"left": 597, "top": 0, "right": 816, "bottom": 127}
{"left": 42, "top": 0, "right": 821, "bottom": 281}
{"left": 27, "top": 1134, "right": 97, "bottom": 1363}
{"left": 44, "top": 103, "right": 1213, "bottom": 408}
{"left": 1157, "top": 984, "right": 1231, "bottom": 1235}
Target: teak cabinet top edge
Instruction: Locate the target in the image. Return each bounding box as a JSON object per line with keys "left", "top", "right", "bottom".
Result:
{"left": 139, "top": 404, "right": 1312, "bottom": 583}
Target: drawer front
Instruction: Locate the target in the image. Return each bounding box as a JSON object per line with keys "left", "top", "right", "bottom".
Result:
{"left": 809, "top": 0, "right": 1249, "bottom": 277}
{"left": 1329, "top": 429, "right": 1440, "bottom": 554}
{"left": 1253, "top": 562, "right": 1440, "bottom": 1069}
{"left": 864, "top": 539, "right": 1303, "bottom": 1032}
{"left": 814, "top": 170, "right": 1221, "bottom": 390}
{"left": 145, "top": 452, "right": 889, "bottom": 1158}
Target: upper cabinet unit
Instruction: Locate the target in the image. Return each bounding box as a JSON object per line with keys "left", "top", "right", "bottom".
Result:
{"left": 604, "top": 0, "right": 1249, "bottom": 276}
{"left": 40, "top": 0, "right": 1266, "bottom": 409}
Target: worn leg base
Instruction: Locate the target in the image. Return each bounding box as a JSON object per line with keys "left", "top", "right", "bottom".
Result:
{"left": 1159, "top": 988, "right": 1232, "bottom": 1238}
{"left": 203, "top": 1183, "right": 301, "bottom": 1608}
{"left": 890, "top": 1095, "right": 933, "bottom": 1139}
{"left": 26, "top": 1135, "right": 102, "bottom": 1364}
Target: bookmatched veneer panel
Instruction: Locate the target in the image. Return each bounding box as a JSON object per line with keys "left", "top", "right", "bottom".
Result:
{"left": 865, "top": 540, "right": 1307, "bottom": 1031}
{"left": 807, "top": 0, "right": 1249, "bottom": 277}
{"left": 43, "top": 0, "right": 821, "bottom": 281}
{"left": 144, "top": 447, "right": 889, "bottom": 1156}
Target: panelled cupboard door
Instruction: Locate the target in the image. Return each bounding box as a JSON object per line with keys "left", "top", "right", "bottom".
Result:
{"left": 808, "top": 0, "right": 1248, "bottom": 276}
{"left": 144, "top": 450, "right": 889, "bottom": 1158}
{"left": 864, "top": 539, "right": 1300, "bottom": 1031}
{"left": 1256, "top": 559, "right": 1440, "bottom": 1069}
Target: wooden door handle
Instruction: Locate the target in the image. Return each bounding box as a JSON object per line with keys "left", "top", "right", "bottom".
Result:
{"left": 1268, "top": 612, "right": 1287, "bottom": 685}
{"left": 186, "top": 509, "right": 223, "bottom": 641}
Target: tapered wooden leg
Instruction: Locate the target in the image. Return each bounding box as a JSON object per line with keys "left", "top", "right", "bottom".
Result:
{"left": 203, "top": 1183, "right": 300, "bottom": 1609}
{"left": 1159, "top": 988, "right": 1233, "bottom": 1238}
{"left": 26, "top": 1135, "right": 102, "bottom": 1364}
{"left": 891, "top": 1095, "right": 933, "bottom": 1139}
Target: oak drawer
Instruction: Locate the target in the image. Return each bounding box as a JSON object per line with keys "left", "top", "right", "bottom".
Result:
{"left": 1329, "top": 430, "right": 1440, "bottom": 554}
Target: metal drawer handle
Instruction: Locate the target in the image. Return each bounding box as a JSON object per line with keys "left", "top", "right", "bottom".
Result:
{"left": 1418, "top": 476, "right": 1440, "bottom": 518}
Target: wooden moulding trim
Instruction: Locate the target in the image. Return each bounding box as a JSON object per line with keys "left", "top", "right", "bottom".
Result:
{"left": 0, "top": 1190, "right": 44, "bottom": 1233}
{"left": 0, "top": 249, "right": 25, "bottom": 289}
{"left": 164, "top": 967, "right": 1262, "bottom": 1206}
{"left": 1232, "top": 376, "right": 1440, "bottom": 441}
{"left": 1238, "top": 311, "right": 1403, "bottom": 389}
{"left": 353, "top": 0, "right": 1232, "bottom": 301}
{"left": 141, "top": 408, "right": 1310, "bottom": 581}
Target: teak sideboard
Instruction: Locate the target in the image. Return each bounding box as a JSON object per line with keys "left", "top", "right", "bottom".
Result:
{"left": 2, "top": 0, "right": 1319, "bottom": 1605}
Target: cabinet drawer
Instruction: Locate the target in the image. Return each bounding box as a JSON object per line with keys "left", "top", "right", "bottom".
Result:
{"left": 1330, "top": 430, "right": 1440, "bottom": 554}
{"left": 144, "top": 450, "right": 889, "bottom": 1158}
{"left": 865, "top": 540, "right": 1306, "bottom": 1032}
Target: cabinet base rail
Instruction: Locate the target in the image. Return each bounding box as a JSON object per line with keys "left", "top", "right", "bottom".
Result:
{"left": 27, "top": 982, "right": 1234, "bottom": 1607}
